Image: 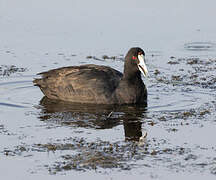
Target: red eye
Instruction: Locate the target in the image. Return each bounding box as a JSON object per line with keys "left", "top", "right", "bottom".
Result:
{"left": 132, "top": 56, "right": 137, "bottom": 60}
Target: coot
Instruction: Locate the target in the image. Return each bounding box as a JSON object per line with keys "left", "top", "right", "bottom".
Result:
{"left": 33, "top": 47, "right": 148, "bottom": 104}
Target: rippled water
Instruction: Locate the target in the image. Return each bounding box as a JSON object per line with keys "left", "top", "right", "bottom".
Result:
{"left": 184, "top": 42, "right": 216, "bottom": 51}
{"left": 1, "top": 0, "right": 216, "bottom": 179}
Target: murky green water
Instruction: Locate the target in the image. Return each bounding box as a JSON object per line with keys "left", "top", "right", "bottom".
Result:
{"left": 0, "top": 0, "right": 216, "bottom": 179}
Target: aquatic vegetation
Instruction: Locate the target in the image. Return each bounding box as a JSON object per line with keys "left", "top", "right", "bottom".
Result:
{"left": 0, "top": 65, "right": 27, "bottom": 76}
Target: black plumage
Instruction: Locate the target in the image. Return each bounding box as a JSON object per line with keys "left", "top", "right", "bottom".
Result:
{"left": 33, "top": 47, "right": 148, "bottom": 104}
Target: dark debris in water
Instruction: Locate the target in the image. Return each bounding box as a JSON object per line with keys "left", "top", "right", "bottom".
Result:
{"left": 36, "top": 138, "right": 191, "bottom": 173}
{"left": 86, "top": 55, "right": 124, "bottom": 62}
{"left": 54, "top": 151, "right": 125, "bottom": 171}
{"left": 0, "top": 65, "right": 27, "bottom": 76}
{"left": 0, "top": 124, "right": 15, "bottom": 136}
{"left": 153, "top": 57, "right": 216, "bottom": 89}
{"left": 167, "top": 60, "right": 179, "bottom": 65}
{"left": 155, "top": 106, "right": 213, "bottom": 123}
{"left": 2, "top": 134, "right": 215, "bottom": 174}
{"left": 211, "top": 166, "right": 216, "bottom": 175}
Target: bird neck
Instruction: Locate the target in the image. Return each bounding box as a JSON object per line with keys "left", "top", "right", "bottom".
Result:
{"left": 123, "top": 66, "right": 142, "bottom": 82}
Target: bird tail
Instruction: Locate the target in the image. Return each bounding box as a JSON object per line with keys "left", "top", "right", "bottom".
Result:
{"left": 33, "top": 78, "right": 44, "bottom": 88}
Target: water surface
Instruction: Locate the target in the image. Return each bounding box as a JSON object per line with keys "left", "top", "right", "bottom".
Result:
{"left": 0, "top": 0, "right": 216, "bottom": 179}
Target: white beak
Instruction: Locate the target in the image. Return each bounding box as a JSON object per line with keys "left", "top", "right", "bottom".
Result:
{"left": 138, "top": 54, "right": 148, "bottom": 77}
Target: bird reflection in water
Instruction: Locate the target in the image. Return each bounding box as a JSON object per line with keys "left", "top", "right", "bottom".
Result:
{"left": 38, "top": 97, "right": 147, "bottom": 141}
